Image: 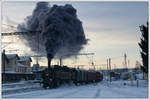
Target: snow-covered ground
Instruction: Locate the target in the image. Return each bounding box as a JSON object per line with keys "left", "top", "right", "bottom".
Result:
{"left": 2, "top": 80, "right": 148, "bottom": 98}
{"left": 2, "top": 80, "right": 40, "bottom": 91}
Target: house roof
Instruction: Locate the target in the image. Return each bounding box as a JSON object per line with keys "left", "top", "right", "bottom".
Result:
{"left": 17, "top": 63, "right": 25, "bottom": 67}
{"left": 6, "top": 54, "right": 19, "bottom": 59}
{"left": 18, "top": 56, "right": 32, "bottom": 62}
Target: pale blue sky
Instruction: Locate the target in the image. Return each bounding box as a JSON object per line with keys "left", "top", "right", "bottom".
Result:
{"left": 2, "top": 1, "right": 148, "bottom": 69}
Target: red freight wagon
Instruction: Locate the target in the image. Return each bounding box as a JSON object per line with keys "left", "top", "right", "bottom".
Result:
{"left": 96, "top": 72, "right": 103, "bottom": 82}
{"left": 87, "top": 71, "right": 97, "bottom": 82}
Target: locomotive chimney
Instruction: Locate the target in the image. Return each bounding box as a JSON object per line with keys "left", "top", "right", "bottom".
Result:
{"left": 47, "top": 53, "right": 53, "bottom": 69}
{"left": 48, "top": 59, "right": 51, "bottom": 69}
{"left": 60, "top": 57, "right": 62, "bottom": 66}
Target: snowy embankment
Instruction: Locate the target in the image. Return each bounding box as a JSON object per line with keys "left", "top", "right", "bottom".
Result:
{"left": 2, "top": 80, "right": 148, "bottom": 98}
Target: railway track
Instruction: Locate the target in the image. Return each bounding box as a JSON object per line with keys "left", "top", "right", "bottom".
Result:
{"left": 2, "top": 87, "right": 43, "bottom": 95}
{"left": 2, "top": 80, "right": 42, "bottom": 95}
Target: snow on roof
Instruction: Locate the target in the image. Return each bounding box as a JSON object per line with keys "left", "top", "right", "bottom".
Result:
{"left": 6, "top": 54, "right": 19, "bottom": 59}
{"left": 18, "top": 63, "right": 25, "bottom": 67}
{"left": 3, "top": 71, "right": 29, "bottom": 74}
{"left": 38, "top": 67, "right": 46, "bottom": 71}
{"left": 18, "top": 57, "right": 32, "bottom": 62}
{"left": 4, "top": 71, "right": 21, "bottom": 74}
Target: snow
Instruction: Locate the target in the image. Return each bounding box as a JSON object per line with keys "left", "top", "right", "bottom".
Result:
{"left": 6, "top": 54, "right": 18, "bottom": 59}
{"left": 4, "top": 71, "right": 31, "bottom": 74}
{"left": 2, "top": 80, "right": 148, "bottom": 98}
{"left": 136, "top": 73, "right": 144, "bottom": 80}
{"left": 4, "top": 71, "right": 19, "bottom": 73}
{"left": 3, "top": 84, "right": 40, "bottom": 91}
{"left": 18, "top": 57, "right": 31, "bottom": 62}
{"left": 2, "top": 80, "right": 40, "bottom": 91}
{"left": 17, "top": 63, "right": 25, "bottom": 67}
{"left": 2, "top": 80, "right": 40, "bottom": 86}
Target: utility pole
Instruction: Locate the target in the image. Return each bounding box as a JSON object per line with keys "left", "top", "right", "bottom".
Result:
{"left": 92, "top": 62, "right": 95, "bottom": 70}
{"left": 128, "top": 60, "right": 130, "bottom": 68}
{"left": 124, "top": 53, "right": 127, "bottom": 71}
{"left": 107, "top": 59, "right": 109, "bottom": 81}
{"left": 91, "top": 56, "right": 95, "bottom": 70}
{"left": 109, "top": 58, "right": 111, "bottom": 71}
{"left": 109, "top": 58, "right": 111, "bottom": 82}
{"left": 2, "top": 50, "right": 6, "bottom": 74}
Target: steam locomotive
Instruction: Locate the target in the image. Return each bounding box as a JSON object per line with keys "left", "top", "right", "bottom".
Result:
{"left": 41, "top": 65, "right": 103, "bottom": 89}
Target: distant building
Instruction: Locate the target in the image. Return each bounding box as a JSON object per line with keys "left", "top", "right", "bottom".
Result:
{"left": 4, "top": 54, "right": 20, "bottom": 73}
{"left": 32, "top": 64, "right": 40, "bottom": 72}
{"left": 32, "top": 64, "right": 46, "bottom": 72}
{"left": 18, "top": 56, "right": 32, "bottom": 73}
{"left": 2, "top": 50, "right": 32, "bottom": 73}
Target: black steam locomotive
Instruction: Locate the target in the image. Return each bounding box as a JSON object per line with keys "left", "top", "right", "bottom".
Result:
{"left": 41, "top": 65, "right": 103, "bottom": 89}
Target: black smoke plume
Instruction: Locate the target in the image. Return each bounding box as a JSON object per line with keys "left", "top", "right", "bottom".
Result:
{"left": 17, "top": 2, "right": 88, "bottom": 67}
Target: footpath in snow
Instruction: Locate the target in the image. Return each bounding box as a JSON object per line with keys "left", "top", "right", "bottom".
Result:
{"left": 2, "top": 80, "right": 148, "bottom": 98}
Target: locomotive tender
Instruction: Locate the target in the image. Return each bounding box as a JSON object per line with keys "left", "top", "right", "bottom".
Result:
{"left": 41, "top": 65, "right": 103, "bottom": 89}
